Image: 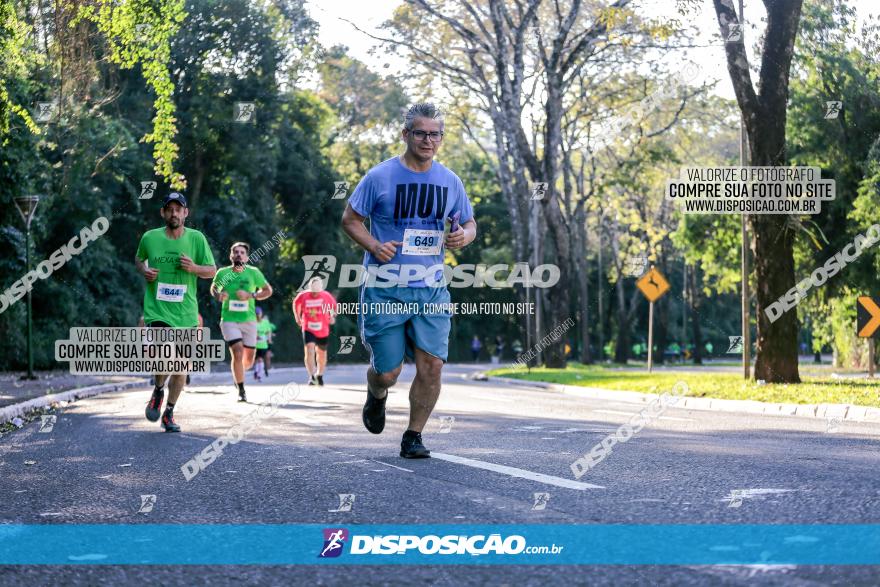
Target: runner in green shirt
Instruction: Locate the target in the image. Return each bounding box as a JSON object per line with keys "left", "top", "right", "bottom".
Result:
{"left": 210, "top": 242, "right": 273, "bottom": 401}
{"left": 254, "top": 309, "right": 272, "bottom": 381}
{"left": 136, "top": 192, "right": 217, "bottom": 433}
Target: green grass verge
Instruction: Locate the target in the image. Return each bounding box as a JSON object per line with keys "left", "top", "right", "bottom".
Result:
{"left": 486, "top": 364, "right": 880, "bottom": 407}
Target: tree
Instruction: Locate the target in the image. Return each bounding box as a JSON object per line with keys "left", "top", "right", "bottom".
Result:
{"left": 712, "top": 0, "right": 804, "bottom": 382}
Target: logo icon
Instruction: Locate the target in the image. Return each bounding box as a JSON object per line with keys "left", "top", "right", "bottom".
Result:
{"left": 824, "top": 100, "right": 842, "bottom": 119}
{"left": 725, "top": 24, "right": 743, "bottom": 43}
{"left": 140, "top": 181, "right": 157, "bottom": 200}
{"left": 138, "top": 494, "right": 157, "bottom": 513}
{"left": 826, "top": 416, "right": 841, "bottom": 433}
{"left": 337, "top": 336, "right": 356, "bottom": 355}
{"left": 726, "top": 490, "right": 744, "bottom": 508}
{"left": 532, "top": 492, "right": 550, "bottom": 510}
{"left": 530, "top": 182, "right": 547, "bottom": 201}
{"left": 36, "top": 101, "right": 58, "bottom": 123}
{"left": 38, "top": 415, "right": 56, "bottom": 433}
{"left": 135, "top": 23, "right": 152, "bottom": 41}
{"left": 438, "top": 415, "right": 455, "bottom": 433}
{"left": 622, "top": 254, "right": 648, "bottom": 277}
{"left": 297, "top": 255, "right": 337, "bottom": 292}
{"left": 319, "top": 528, "right": 348, "bottom": 558}
{"left": 234, "top": 102, "right": 255, "bottom": 123}
{"left": 329, "top": 494, "right": 355, "bottom": 513}
{"left": 727, "top": 336, "right": 744, "bottom": 354}
{"left": 332, "top": 181, "right": 349, "bottom": 199}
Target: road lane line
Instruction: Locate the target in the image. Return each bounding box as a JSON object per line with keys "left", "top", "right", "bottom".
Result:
{"left": 369, "top": 459, "right": 413, "bottom": 472}
{"left": 431, "top": 452, "right": 603, "bottom": 490}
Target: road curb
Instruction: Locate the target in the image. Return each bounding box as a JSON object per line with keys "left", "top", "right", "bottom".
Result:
{"left": 479, "top": 375, "right": 880, "bottom": 423}
{"left": 0, "top": 377, "right": 150, "bottom": 425}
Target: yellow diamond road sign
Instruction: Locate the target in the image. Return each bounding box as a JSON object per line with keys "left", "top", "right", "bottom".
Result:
{"left": 636, "top": 267, "right": 670, "bottom": 302}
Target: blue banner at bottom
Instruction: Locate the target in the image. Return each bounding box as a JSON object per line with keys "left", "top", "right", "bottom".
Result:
{"left": 1, "top": 524, "right": 878, "bottom": 565}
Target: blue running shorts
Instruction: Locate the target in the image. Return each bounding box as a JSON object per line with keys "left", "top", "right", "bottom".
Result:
{"left": 358, "top": 284, "right": 454, "bottom": 374}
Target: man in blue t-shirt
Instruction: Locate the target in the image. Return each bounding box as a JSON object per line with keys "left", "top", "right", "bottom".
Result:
{"left": 341, "top": 102, "right": 477, "bottom": 459}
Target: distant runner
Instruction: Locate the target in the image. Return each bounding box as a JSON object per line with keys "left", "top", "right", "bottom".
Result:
{"left": 341, "top": 103, "right": 476, "bottom": 458}
{"left": 293, "top": 277, "right": 338, "bottom": 386}
{"left": 254, "top": 307, "right": 271, "bottom": 381}
{"left": 136, "top": 192, "right": 216, "bottom": 432}
{"left": 210, "top": 242, "right": 273, "bottom": 402}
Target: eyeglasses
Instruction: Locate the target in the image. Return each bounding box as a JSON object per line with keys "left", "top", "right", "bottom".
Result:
{"left": 409, "top": 129, "right": 444, "bottom": 142}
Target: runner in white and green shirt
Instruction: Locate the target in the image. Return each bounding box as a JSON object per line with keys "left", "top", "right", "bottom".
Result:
{"left": 136, "top": 192, "right": 217, "bottom": 433}
{"left": 210, "top": 242, "right": 273, "bottom": 401}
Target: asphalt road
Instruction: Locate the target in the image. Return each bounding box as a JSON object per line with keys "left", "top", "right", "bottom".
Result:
{"left": 2, "top": 363, "right": 879, "bottom": 585}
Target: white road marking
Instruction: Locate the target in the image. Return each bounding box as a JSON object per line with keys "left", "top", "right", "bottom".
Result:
{"left": 370, "top": 460, "right": 413, "bottom": 472}
{"left": 333, "top": 459, "right": 369, "bottom": 465}
{"left": 39, "top": 512, "right": 63, "bottom": 517}
{"left": 431, "top": 452, "right": 604, "bottom": 490}
{"left": 720, "top": 488, "right": 795, "bottom": 502}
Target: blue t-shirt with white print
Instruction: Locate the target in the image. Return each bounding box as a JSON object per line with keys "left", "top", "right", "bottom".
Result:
{"left": 348, "top": 156, "right": 474, "bottom": 287}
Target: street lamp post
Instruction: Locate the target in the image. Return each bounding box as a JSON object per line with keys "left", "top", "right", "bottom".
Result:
{"left": 14, "top": 195, "right": 40, "bottom": 380}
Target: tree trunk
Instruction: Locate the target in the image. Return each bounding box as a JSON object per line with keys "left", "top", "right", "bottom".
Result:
{"left": 713, "top": 0, "right": 803, "bottom": 383}
{"left": 614, "top": 274, "right": 630, "bottom": 363}
{"left": 688, "top": 263, "right": 703, "bottom": 365}
{"left": 539, "top": 77, "right": 571, "bottom": 368}
{"left": 575, "top": 209, "right": 592, "bottom": 363}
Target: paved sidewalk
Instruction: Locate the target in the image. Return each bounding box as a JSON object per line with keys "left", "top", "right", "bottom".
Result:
{"left": 0, "top": 371, "right": 143, "bottom": 409}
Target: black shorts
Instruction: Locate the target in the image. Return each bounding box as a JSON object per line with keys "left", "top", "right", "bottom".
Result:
{"left": 147, "top": 321, "right": 172, "bottom": 328}
{"left": 256, "top": 348, "right": 269, "bottom": 359}
{"left": 303, "top": 330, "right": 329, "bottom": 349}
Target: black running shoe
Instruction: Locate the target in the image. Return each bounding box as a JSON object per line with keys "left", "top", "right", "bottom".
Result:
{"left": 145, "top": 387, "right": 164, "bottom": 422}
{"left": 362, "top": 389, "right": 386, "bottom": 434}
{"left": 161, "top": 408, "right": 180, "bottom": 432}
{"left": 317, "top": 374, "right": 324, "bottom": 386}
{"left": 308, "top": 375, "right": 317, "bottom": 386}
{"left": 238, "top": 390, "right": 247, "bottom": 402}
{"left": 400, "top": 430, "right": 431, "bottom": 459}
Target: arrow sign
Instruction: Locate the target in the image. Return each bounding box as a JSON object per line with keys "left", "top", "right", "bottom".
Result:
{"left": 857, "top": 296, "right": 880, "bottom": 338}
{"left": 636, "top": 267, "right": 670, "bottom": 303}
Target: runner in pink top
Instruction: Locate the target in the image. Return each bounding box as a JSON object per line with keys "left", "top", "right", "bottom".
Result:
{"left": 293, "top": 277, "right": 338, "bottom": 386}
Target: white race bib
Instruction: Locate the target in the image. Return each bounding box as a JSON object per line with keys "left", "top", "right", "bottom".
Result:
{"left": 228, "top": 300, "right": 249, "bottom": 312}
{"left": 401, "top": 229, "right": 443, "bottom": 255}
{"left": 156, "top": 283, "right": 186, "bottom": 302}
{"left": 307, "top": 321, "right": 323, "bottom": 331}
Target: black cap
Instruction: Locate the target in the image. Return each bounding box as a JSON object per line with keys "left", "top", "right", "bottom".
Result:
{"left": 162, "top": 192, "right": 188, "bottom": 208}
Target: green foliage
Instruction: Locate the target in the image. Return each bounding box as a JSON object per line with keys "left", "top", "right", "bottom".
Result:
{"left": 787, "top": 0, "right": 880, "bottom": 365}
{"left": 74, "top": 0, "right": 187, "bottom": 186}
{"left": 0, "top": 0, "right": 39, "bottom": 135}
